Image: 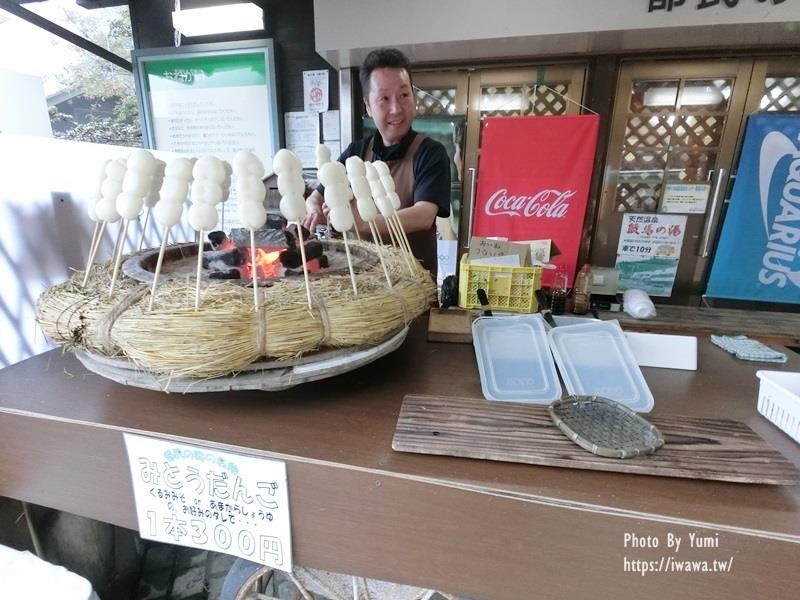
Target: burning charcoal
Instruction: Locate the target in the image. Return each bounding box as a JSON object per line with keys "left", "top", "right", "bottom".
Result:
{"left": 203, "top": 247, "right": 244, "bottom": 270}
{"left": 305, "top": 241, "right": 323, "bottom": 261}
{"left": 209, "top": 268, "right": 241, "bottom": 280}
{"left": 318, "top": 254, "right": 329, "bottom": 269}
{"left": 208, "top": 230, "right": 229, "bottom": 249}
{"left": 284, "top": 223, "right": 311, "bottom": 248}
{"left": 279, "top": 248, "right": 302, "bottom": 269}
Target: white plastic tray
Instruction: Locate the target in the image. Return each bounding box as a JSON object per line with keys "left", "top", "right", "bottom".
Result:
{"left": 472, "top": 314, "right": 562, "bottom": 404}
{"left": 547, "top": 320, "right": 654, "bottom": 413}
{"left": 756, "top": 370, "right": 800, "bottom": 445}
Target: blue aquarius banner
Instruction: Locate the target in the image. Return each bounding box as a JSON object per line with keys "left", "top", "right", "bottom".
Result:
{"left": 707, "top": 114, "right": 800, "bottom": 304}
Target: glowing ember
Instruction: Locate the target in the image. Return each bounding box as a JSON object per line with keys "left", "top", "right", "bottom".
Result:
{"left": 242, "top": 246, "right": 282, "bottom": 279}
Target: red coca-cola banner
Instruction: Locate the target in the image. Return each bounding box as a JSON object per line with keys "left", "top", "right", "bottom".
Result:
{"left": 472, "top": 115, "right": 599, "bottom": 286}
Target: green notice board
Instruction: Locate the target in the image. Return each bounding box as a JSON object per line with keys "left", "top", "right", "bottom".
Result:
{"left": 133, "top": 40, "right": 279, "bottom": 229}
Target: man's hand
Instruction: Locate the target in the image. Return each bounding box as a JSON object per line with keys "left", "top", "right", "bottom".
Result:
{"left": 301, "top": 190, "right": 325, "bottom": 231}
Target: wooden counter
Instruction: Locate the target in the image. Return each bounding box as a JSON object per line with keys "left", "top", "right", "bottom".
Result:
{"left": 1, "top": 319, "right": 799, "bottom": 599}
{"left": 606, "top": 304, "right": 800, "bottom": 347}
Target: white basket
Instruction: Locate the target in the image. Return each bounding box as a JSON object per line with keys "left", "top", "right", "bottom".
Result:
{"left": 756, "top": 370, "right": 800, "bottom": 445}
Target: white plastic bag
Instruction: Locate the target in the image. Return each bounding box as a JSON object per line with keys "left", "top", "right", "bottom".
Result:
{"left": 623, "top": 288, "right": 657, "bottom": 319}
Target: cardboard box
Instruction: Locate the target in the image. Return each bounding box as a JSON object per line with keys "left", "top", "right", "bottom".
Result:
{"left": 469, "top": 236, "right": 530, "bottom": 267}
{"left": 523, "top": 239, "right": 562, "bottom": 264}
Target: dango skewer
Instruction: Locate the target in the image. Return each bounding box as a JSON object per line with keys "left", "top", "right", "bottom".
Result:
{"left": 233, "top": 151, "right": 268, "bottom": 312}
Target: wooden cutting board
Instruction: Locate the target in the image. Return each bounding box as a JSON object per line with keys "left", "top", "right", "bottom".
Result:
{"left": 427, "top": 308, "right": 475, "bottom": 343}
{"left": 392, "top": 394, "right": 800, "bottom": 485}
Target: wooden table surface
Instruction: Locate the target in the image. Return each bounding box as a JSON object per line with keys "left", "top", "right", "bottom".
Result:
{"left": 606, "top": 304, "right": 800, "bottom": 347}
{"left": 1, "top": 318, "right": 800, "bottom": 599}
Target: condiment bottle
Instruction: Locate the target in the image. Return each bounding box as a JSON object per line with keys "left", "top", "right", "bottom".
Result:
{"left": 572, "top": 263, "right": 592, "bottom": 315}
{"left": 550, "top": 267, "right": 568, "bottom": 315}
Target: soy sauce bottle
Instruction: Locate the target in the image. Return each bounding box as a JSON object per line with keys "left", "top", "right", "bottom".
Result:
{"left": 550, "top": 267, "right": 568, "bottom": 315}
{"left": 572, "top": 264, "right": 592, "bottom": 315}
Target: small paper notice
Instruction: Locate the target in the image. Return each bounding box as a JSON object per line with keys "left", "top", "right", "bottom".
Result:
{"left": 124, "top": 434, "right": 292, "bottom": 571}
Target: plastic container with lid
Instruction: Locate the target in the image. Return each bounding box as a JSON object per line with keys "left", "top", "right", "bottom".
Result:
{"left": 472, "top": 314, "right": 562, "bottom": 403}
{"left": 547, "top": 320, "right": 654, "bottom": 413}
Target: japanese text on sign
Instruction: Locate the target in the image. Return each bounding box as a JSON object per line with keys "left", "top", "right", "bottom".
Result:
{"left": 124, "top": 434, "right": 292, "bottom": 571}
{"left": 648, "top": 0, "right": 785, "bottom": 12}
{"left": 617, "top": 213, "right": 687, "bottom": 258}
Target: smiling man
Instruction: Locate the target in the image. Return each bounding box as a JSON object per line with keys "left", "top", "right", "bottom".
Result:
{"left": 303, "top": 48, "right": 451, "bottom": 277}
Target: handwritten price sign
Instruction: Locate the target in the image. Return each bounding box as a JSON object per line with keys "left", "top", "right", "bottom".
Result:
{"left": 124, "top": 433, "right": 292, "bottom": 571}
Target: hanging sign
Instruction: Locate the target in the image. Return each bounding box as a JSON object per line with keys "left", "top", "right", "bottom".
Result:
{"left": 124, "top": 434, "right": 293, "bottom": 571}
{"left": 660, "top": 182, "right": 711, "bottom": 213}
{"left": 615, "top": 213, "right": 686, "bottom": 297}
{"left": 707, "top": 114, "right": 800, "bottom": 303}
{"left": 472, "top": 115, "right": 599, "bottom": 286}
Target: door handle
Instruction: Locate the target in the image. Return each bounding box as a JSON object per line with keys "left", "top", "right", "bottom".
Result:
{"left": 699, "top": 167, "right": 727, "bottom": 258}
{"left": 465, "top": 166, "right": 477, "bottom": 248}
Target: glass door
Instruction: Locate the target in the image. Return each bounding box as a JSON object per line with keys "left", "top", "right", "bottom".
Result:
{"left": 590, "top": 59, "right": 753, "bottom": 304}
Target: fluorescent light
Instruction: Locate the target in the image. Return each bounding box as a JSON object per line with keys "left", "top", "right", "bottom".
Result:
{"left": 172, "top": 3, "right": 263, "bottom": 37}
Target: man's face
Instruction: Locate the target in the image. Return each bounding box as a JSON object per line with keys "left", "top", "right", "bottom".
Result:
{"left": 364, "top": 67, "right": 416, "bottom": 146}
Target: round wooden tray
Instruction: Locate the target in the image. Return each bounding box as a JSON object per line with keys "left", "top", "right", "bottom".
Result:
{"left": 75, "top": 327, "right": 408, "bottom": 394}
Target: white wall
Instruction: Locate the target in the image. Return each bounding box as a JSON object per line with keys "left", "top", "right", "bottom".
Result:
{"left": 0, "top": 70, "right": 52, "bottom": 137}
{"left": 0, "top": 135, "right": 194, "bottom": 369}
{"left": 314, "top": 0, "right": 800, "bottom": 67}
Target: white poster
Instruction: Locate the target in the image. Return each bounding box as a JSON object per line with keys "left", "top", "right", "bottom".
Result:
{"left": 303, "top": 69, "right": 329, "bottom": 113}
{"left": 660, "top": 182, "right": 711, "bottom": 214}
{"left": 615, "top": 213, "right": 687, "bottom": 297}
{"left": 124, "top": 433, "right": 292, "bottom": 572}
{"left": 284, "top": 111, "right": 320, "bottom": 169}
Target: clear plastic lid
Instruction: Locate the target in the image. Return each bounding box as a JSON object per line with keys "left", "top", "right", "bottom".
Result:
{"left": 472, "top": 314, "right": 562, "bottom": 404}
{"left": 547, "top": 320, "right": 654, "bottom": 413}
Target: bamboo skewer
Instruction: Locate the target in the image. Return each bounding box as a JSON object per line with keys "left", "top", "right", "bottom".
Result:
{"left": 194, "top": 229, "right": 204, "bottom": 310}
{"left": 82, "top": 220, "right": 105, "bottom": 288}
{"left": 250, "top": 228, "right": 260, "bottom": 311}
{"left": 138, "top": 208, "right": 151, "bottom": 251}
{"left": 296, "top": 224, "right": 313, "bottom": 309}
{"left": 369, "top": 221, "right": 393, "bottom": 288}
{"left": 148, "top": 226, "right": 170, "bottom": 311}
{"left": 342, "top": 231, "right": 358, "bottom": 295}
{"left": 108, "top": 219, "right": 128, "bottom": 296}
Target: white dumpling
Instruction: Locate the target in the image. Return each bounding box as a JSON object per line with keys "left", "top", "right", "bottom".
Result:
{"left": 239, "top": 202, "right": 267, "bottom": 230}
{"left": 387, "top": 191, "right": 401, "bottom": 210}
{"left": 127, "top": 149, "right": 157, "bottom": 174}
{"left": 277, "top": 173, "right": 305, "bottom": 197}
{"left": 188, "top": 202, "right": 218, "bottom": 231}
{"left": 368, "top": 178, "right": 386, "bottom": 199}
{"left": 324, "top": 182, "right": 350, "bottom": 208}
{"left": 160, "top": 178, "right": 189, "bottom": 204}
{"left": 232, "top": 151, "right": 265, "bottom": 178}
{"left": 279, "top": 194, "right": 307, "bottom": 222}
{"left": 164, "top": 157, "right": 193, "bottom": 180}
{"left": 315, "top": 144, "right": 331, "bottom": 169}
{"left": 374, "top": 194, "right": 394, "bottom": 218}
{"left": 105, "top": 159, "right": 127, "bottom": 181}
{"left": 364, "top": 162, "right": 379, "bottom": 181}
{"left": 272, "top": 149, "right": 302, "bottom": 174}
{"left": 193, "top": 156, "right": 225, "bottom": 183}
{"left": 191, "top": 179, "right": 223, "bottom": 205}
{"left": 153, "top": 200, "right": 184, "bottom": 228}
{"left": 329, "top": 206, "right": 354, "bottom": 232}
{"left": 349, "top": 176, "right": 372, "bottom": 201}
{"left": 100, "top": 178, "right": 123, "bottom": 201}
{"left": 235, "top": 176, "right": 266, "bottom": 202}
{"left": 380, "top": 175, "right": 396, "bottom": 193}
{"left": 95, "top": 197, "right": 121, "bottom": 223}
{"left": 345, "top": 156, "right": 366, "bottom": 178}
{"left": 372, "top": 160, "right": 391, "bottom": 178}
{"left": 317, "top": 161, "right": 346, "bottom": 187}
{"left": 122, "top": 171, "right": 152, "bottom": 197}
{"left": 116, "top": 192, "right": 143, "bottom": 220}
{"left": 356, "top": 197, "right": 378, "bottom": 222}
